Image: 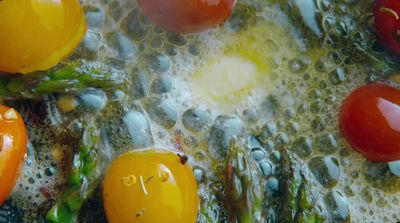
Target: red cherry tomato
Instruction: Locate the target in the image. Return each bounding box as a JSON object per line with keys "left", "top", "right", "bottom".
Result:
{"left": 0, "top": 105, "right": 28, "bottom": 204}
{"left": 137, "top": 0, "right": 236, "bottom": 33}
{"left": 340, "top": 83, "right": 400, "bottom": 162}
{"left": 374, "top": 0, "right": 400, "bottom": 55}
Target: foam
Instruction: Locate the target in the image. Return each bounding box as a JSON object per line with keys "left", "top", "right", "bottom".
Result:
{"left": 10, "top": 0, "right": 400, "bottom": 222}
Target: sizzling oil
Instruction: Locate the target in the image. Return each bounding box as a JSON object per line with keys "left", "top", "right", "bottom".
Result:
{"left": 5, "top": 0, "right": 400, "bottom": 223}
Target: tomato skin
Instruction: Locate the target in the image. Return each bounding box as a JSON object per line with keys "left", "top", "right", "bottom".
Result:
{"left": 374, "top": 0, "right": 400, "bottom": 55}
{"left": 0, "top": 0, "right": 87, "bottom": 74}
{"left": 340, "top": 83, "right": 400, "bottom": 162}
{"left": 0, "top": 105, "right": 28, "bottom": 205}
{"left": 103, "top": 149, "right": 198, "bottom": 223}
{"left": 137, "top": 0, "right": 236, "bottom": 33}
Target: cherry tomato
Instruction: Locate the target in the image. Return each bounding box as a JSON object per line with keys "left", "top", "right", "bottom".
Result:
{"left": 103, "top": 149, "right": 198, "bottom": 223}
{"left": 0, "top": 105, "right": 28, "bottom": 205}
{"left": 374, "top": 0, "right": 400, "bottom": 55}
{"left": 0, "top": 0, "right": 87, "bottom": 74}
{"left": 340, "top": 83, "right": 400, "bottom": 162}
{"left": 137, "top": 0, "right": 236, "bottom": 33}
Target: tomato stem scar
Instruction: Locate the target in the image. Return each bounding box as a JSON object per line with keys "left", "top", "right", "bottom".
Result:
{"left": 139, "top": 175, "right": 148, "bottom": 196}
{"left": 380, "top": 7, "right": 399, "bottom": 20}
{"left": 177, "top": 153, "right": 188, "bottom": 165}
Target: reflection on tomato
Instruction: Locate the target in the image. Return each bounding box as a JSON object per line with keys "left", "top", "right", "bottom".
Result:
{"left": 137, "top": 0, "right": 236, "bottom": 33}
{"left": 374, "top": 0, "right": 400, "bottom": 55}
{"left": 0, "top": 105, "right": 28, "bottom": 205}
{"left": 103, "top": 149, "right": 198, "bottom": 223}
{"left": 0, "top": 0, "right": 86, "bottom": 74}
{"left": 340, "top": 83, "right": 400, "bottom": 162}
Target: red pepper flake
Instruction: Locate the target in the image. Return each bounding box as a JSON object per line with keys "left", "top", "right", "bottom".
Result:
{"left": 173, "top": 131, "right": 185, "bottom": 151}
{"left": 39, "top": 187, "right": 52, "bottom": 198}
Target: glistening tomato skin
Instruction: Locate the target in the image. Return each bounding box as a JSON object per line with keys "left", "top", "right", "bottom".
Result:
{"left": 137, "top": 0, "right": 236, "bottom": 33}
{"left": 374, "top": 0, "right": 400, "bottom": 55}
{"left": 0, "top": 0, "right": 87, "bottom": 74}
{"left": 339, "top": 83, "right": 400, "bottom": 162}
{"left": 0, "top": 105, "right": 28, "bottom": 205}
{"left": 103, "top": 149, "right": 198, "bottom": 223}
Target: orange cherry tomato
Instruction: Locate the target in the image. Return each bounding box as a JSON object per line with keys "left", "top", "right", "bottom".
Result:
{"left": 0, "top": 105, "right": 28, "bottom": 205}
{"left": 103, "top": 149, "right": 198, "bottom": 223}
{"left": 137, "top": 0, "right": 236, "bottom": 33}
{"left": 340, "top": 83, "right": 400, "bottom": 162}
{"left": 0, "top": 0, "right": 87, "bottom": 74}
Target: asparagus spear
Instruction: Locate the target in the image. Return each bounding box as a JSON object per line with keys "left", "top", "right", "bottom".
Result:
{"left": 279, "top": 150, "right": 325, "bottom": 223}
{"left": 223, "top": 140, "right": 264, "bottom": 223}
{"left": 45, "top": 121, "right": 105, "bottom": 223}
{"left": 0, "top": 60, "right": 129, "bottom": 99}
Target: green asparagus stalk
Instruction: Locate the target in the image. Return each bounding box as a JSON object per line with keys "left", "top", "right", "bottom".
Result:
{"left": 45, "top": 122, "right": 104, "bottom": 223}
{"left": 279, "top": 150, "right": 325, "bottom": 223}
{"left": 0, "top": 60, "right": 129, "bottom": 99}
{"left": 223, "top": 139, "right": 264, "bottom": 223}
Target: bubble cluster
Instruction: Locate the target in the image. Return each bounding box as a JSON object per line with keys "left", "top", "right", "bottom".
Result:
{"left": 4, "top": 0, "right": 400, "bottom": 222}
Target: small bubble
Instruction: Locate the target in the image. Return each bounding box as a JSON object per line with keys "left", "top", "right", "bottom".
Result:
{"left": 259, "top": 161, "right": 273, "bottom": 177}
{"left": 324, "top": 191, "right": 351, "bottom": 222}
{"left": 311, "top": 116, "right": 326, "bottom": 133}
{"left": 287, "top": 121, "right": 300, "bottom": 134}
{"left": 275, "top": 132, "right": 290, "bottom": 146}
{"left": 288, "top": 58, "right": 310, "bottom": 74}
{"left": 193, "top": 167, "right": 204, "bottom": 183}
{"left": 189, "top": 45, "right": 200, "bottom": 56}
{"left": 251, "top": 148, "right": 266, "bottom": 161}
{"left": 28, "top": 178, "right": 35, "bottom": 184}
{"left": 265, "top": 177, "right": 280, "bottom": 197}
{"left": 144, "top": 52, "right": 170, "bottom": 73}
{"left": 270, "top": 151, "right": 281, "bottom": 163}
{"left": 309, "top": 156, "right": 341, "bottom": 188}
{"left": 310, "top": 101, "right": 322, "bottom": 113}
{"left": 361, "top": 187, "right": 373, "bottom": 203}
{"left": 182, "top": 108, "right": 210, "bottom": 133}
{"left": 44, "top": 167, "right": 56, "bottom": 177}
{"left": 315, "top": 59, "right": 328, "bottom": 72}
{"left": 292, "top": 136, "right": 313, "bottom": 158}
{"left": 308, "top": 88, "right": 322, "bottom": 99}
{"left": 166, "top": 45, "right": 179, "bottom": 56}
{"left": 166, "top": 33, "right": 187, "bottom": 46}
{"left": 328, "top": 67, "right": 347, "bottom": 85}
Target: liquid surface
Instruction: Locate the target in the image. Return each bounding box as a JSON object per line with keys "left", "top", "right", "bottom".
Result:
{"left": 3, "top": 0, "right": 400, "bottom": 223}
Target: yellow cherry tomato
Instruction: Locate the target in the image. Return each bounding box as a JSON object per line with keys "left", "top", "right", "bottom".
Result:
{"left": 0, "top": 0, "right": 87, "bottom": 74}
{"left": 0, "top": 105, "right": 28, "bottom": 205}
{"left": 103, "top": 149, "right": 199, "bottom": 223}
